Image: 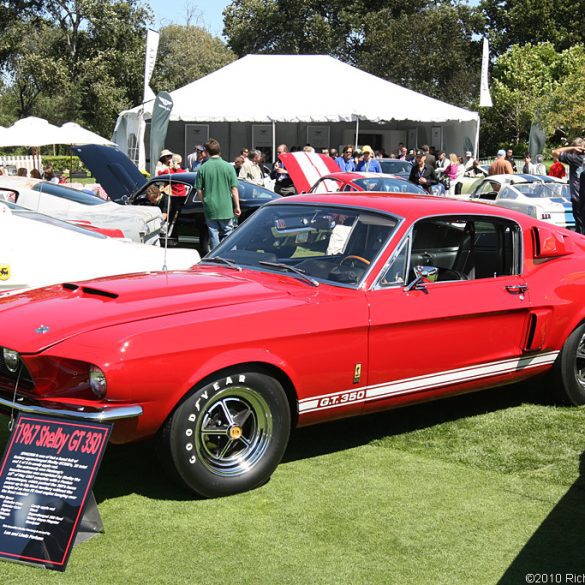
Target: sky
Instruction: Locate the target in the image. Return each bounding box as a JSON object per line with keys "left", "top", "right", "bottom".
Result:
{"left": 146, "top": 0, "right": 232, "bottom": 37}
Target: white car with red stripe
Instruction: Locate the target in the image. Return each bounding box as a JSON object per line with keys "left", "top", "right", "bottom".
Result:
{"left": 0, "top": 202, "right": 199, "bottom": 294}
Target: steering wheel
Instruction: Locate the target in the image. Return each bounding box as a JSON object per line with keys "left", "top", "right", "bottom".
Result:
{"left": 340, "top": 255, "right": 371, "bottom": 267}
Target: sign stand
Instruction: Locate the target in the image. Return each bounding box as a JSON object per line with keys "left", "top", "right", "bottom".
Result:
{"left": 0, "top": 414, "right": 111, "bottom": 571}
{"left": 73, "top": 492, "right": 103, "bottom": 546}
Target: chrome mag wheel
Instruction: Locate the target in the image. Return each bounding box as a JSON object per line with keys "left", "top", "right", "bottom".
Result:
{"left": 194, "top": 387, "right": 273, "bottom": 477}
{"left": 159, "top": 370, "right": 290, "bottom": 497}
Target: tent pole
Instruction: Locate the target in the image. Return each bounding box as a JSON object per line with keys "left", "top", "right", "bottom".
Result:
{"left": 474, "top": 116, "right": 480, "bottom": 159}
{"left": 354, "top": 117, "right": 360, "bottom": 150}
{"left": 272, "top": 121, "right": 276, "bottom": 163}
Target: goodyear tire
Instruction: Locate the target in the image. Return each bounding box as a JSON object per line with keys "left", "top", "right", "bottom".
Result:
{"left": 159, "top": 370, "right": 291, "bottom": 498}
{"left": 552, "top": 323, "right": 585, "bottom": 405}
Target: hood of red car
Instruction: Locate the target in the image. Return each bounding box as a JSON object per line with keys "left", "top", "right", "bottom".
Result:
{"left": 0, "top": 269, "right": 290, "bottom": 354}
{"left": 279, "top": 152, "right": 340, "bottom": 193}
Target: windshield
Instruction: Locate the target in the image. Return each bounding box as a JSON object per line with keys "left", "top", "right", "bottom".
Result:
{"left": 32, "top": 181, "right": 107, "bottom": 205}
{"left": 507, "top": 183, "right": 570, "bottom": 199}
{"left": 206, "top": 203, "right": 399, "bottom": 287}
{"left": 351, "top": 177, "right": 425, "bottom": 194}
{"left": 379, "top": 160, "right": 413, "bottom": 175}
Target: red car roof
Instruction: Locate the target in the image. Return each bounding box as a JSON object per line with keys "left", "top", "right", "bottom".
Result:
{"left": 271, "top": 192, "right": 536, "bottom": 226}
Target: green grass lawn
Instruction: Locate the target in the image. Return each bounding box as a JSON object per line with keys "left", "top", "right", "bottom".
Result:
{"left": 0, "top": 379, "right": 584, "bottom": 584}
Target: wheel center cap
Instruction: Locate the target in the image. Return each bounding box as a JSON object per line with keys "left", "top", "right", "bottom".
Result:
{"left": 229, "top": 426, "right": 242, "bottom": 440}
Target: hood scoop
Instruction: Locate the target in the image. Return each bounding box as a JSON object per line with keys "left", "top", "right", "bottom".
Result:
{"left": 62, "top": 282, "right": 119, "bottom": 299}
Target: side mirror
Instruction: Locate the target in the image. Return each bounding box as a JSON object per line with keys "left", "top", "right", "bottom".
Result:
{"left": 405, "top": 265, "right": 439, "bottom": 293}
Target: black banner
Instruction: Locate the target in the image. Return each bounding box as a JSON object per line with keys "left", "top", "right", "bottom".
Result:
{"left": 149, "top": 91, "right": 173, "bottom": 177}
{"left": 0, "top": 414, "right": 111, "bottom": 571}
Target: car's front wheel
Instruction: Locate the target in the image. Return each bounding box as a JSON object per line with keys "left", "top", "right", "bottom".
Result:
{"left": 158, "top": 370, "right": 291, "bottom": 497}
{"left": 552, "top": 323, "right": 585, "bottom": 405}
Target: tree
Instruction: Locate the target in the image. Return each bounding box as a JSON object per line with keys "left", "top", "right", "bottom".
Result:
{"left": 0, "top": 0, "right": 150, "bottom": 136}
{"left": 480, "top": 0, "right": 585, "bottom": 55}
{"left": 478, "top": 43, "right": 585, "bottom": 154}
{"left": 222, "top": 0, "right": 403, "bottom": 58}
{"left": 0, "top": 20, "right": 68, "bottom": 118}
{"left": 539, "top": 46, "right": 585, "bottom": 139}
{"left": 150, "top": 24, "right": 236, "bottom": 94}
{"left": 358, "top": 4, "right": 484, "bottom": 107}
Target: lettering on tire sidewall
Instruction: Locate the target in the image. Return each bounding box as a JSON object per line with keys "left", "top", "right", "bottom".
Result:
{"left": 183, "top": 374, "right": 248, "bottom": 465}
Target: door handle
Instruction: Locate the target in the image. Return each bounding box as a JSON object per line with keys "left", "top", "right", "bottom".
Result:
{"left": 505, "top": 284, "right": 528, "bottom": 295}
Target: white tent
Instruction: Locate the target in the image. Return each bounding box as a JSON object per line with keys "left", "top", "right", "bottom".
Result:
{"left": 0, "top": 117, "right": 114, "bottom": 147}
{"left": 0, "top": 117, "right": 63, "bottom": 147}
{"left": 59, "top": 122, "right": 115, "bottom": 146}
{"left": 114, "top": 54, "right": 479, "bottom": 164}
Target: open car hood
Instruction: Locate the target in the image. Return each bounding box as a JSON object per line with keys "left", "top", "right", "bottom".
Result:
{"left": 279, "top": 152, "right": 340, "bottom": 194}
{"left": 73, "top": 145, "right": 147, "bottom": 202}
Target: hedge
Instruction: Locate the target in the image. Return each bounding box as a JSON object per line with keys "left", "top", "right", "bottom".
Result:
{"left": 42, "top": 155, "right": 87, "bottom": 175}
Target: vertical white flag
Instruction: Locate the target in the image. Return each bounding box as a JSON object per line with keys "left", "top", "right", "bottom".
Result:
{"left": 143, "top": 29, "right": 159, "bottom": 103}
{"left": 479, "top": 37, "right": 493, "bottom": 107}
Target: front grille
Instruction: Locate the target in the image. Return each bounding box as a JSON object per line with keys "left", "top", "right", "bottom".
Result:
{"left": 0, "top": 353, "right": 35, "bottom": 391}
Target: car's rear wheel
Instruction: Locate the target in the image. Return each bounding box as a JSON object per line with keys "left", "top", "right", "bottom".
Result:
{"left": 158, "top": 370, "right": 291, "bottom": 497}
{"left": 552, "top": 323, "right": 585, "bottom": 405}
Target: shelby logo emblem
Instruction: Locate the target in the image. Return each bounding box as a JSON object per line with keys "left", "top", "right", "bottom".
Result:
{"left": 0, "top": 265, "right": 9, "bottom": 281}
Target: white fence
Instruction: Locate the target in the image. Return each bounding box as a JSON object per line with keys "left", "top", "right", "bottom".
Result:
{"left": 0, "top": 155, "right": 43, "bottom": 174}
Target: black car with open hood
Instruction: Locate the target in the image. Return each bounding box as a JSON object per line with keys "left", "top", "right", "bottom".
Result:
{"left": 74, "top": 145, "right": 280, "bottom": 253}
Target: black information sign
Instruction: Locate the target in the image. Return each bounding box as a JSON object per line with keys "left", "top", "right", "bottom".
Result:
{"left": 0, "top": 413, "right": 111, "bottom": 571}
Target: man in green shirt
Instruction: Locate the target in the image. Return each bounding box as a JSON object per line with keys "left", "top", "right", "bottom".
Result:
{"left": 195, "top": 138, "right": 241, "bottom": 250}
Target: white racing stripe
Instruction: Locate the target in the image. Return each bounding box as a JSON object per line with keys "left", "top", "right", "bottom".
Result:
{"left": 298, "top": 351, "right": 560, "bottom": 414}
{"left": 292, "top": 152, "right": 330, "bottom": 186}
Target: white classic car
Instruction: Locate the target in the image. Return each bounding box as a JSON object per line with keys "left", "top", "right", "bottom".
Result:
{"left": 469, "top": 178, "right": 574, "bottom": 229}
{"left": 0, "top": 176, "right": 163, "bottom": 244}
{"left": 0, "top": 202, "right": 199, "bottom": 293}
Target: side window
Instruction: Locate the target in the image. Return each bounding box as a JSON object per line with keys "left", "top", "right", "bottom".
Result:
{"left": 498, "top": 187, "right": 517, "bottom": 200}
{"left": 385, "top": 217, "right": 519, "bottom": 285}
{"left": 0, "top": 189, "right": 18, "bottom": 203}
{"left": 474, "top": 181, "right": 499, "bottom": 200}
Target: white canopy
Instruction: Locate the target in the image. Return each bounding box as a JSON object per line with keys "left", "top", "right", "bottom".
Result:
{"left": 128, "top": 54, "right": 478, "bottom": 124}
{"left": 0, "top": 117, "right": 63, "bottom": 147}
{"left": 59, "top": 122, "right": 115, "bottom": 146}
{"left": 0, "top": 117, "right": 115, "bottom": 147}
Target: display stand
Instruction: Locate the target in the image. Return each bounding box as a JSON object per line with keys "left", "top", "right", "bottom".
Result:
{"left": 0, "top": 414, "right": 111, "bottom": 571}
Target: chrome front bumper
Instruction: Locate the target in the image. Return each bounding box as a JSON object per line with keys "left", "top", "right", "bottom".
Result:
{"left": 0, "top": 394, "right": 143, "bottom": 422}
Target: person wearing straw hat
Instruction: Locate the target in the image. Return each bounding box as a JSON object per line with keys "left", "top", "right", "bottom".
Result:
{"left": 157, "top": 149, "right": 174, "bottom": 176}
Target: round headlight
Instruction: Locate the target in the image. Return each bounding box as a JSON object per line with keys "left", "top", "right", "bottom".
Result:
{"left": 89, "top": 366, "right": 107, "bottom": 398}
{"left": 2, "top": 348, "right": 20, "bottom": 373}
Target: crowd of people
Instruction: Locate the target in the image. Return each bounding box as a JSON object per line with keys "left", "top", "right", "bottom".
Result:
{"left": 151, "top": 136, "right": 581, "bottom": 250}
